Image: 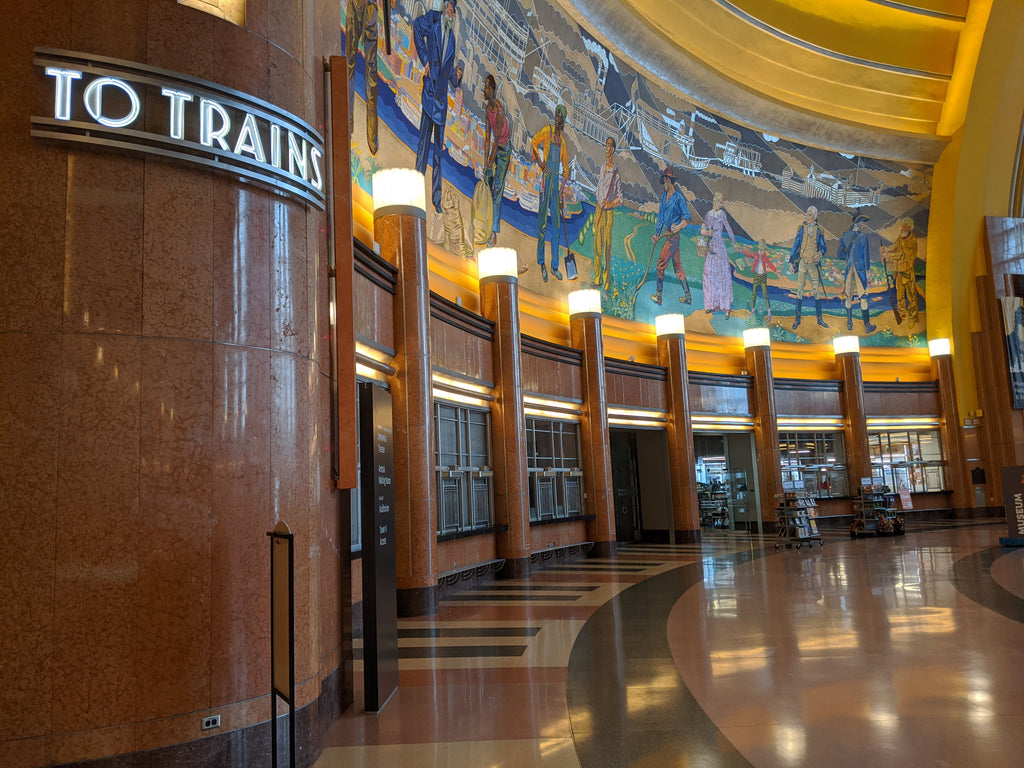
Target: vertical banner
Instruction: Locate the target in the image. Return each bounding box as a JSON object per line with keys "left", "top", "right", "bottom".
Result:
{"left": 999, "top": 296, "right": 1024, "bottom": 409}
{"left": 359, "top": 382, "right": 399, "bottom": 712}
{"left": 329, "top": 55, "right": 358, "bottom": 488}
{"left": 1001, "top": 466, "right": 1024, "bottom": 538}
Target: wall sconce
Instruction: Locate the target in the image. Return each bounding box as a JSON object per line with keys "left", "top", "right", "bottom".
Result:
{"left": 568, "top": 289, "right": 602, "bottom": 317}
{"left": 372, "top": 168, "right": 425, "bottom": 218}
{"left": 477, "top": 247, "right": 519, "bottom": 280}
{"left": 654, "top": 313, "right": 686, "bottom": 337}
{"left": 742, "top": 327, "right": 771, "bottom": 349}
{"left": 833, "top": 335, "right": 860, "bottom": 355}
{"left": 928, "top": 337, "right": 951, "bottom": 357}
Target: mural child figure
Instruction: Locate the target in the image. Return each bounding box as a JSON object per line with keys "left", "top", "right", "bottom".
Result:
{"left": 482, "top": 73, "right": 511, "bottom": 247}
{"left": 700, "top": 192, "right": 737, "bottom": 317}
{"left": 593, "top": 137, "right": 622, "bottom": 290}
{"left": 788, "top": 205, "right": 829, "bottom": 330}
{"left": 346, "top": 0, "right": 380, "bottom": 155}
{"left": 837, "top": 214, "right": 877, "bottom": 332}
{"left": 748, "top": 238, "right": 777, "bottom": 320}
{"left": 885, "top": 217, "right": 920, "bottom": 327}
{"left": 413, "top": 0, "right": 464, "bottom": 213}
{"left": 531, "top": 104, "right": 570, "bottom": 282}
{"left": 649, "top": 168, "right": 692, "bottom": 305}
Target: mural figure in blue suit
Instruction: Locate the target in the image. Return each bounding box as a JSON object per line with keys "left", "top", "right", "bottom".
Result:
{"left": 413, "top": 0, "right": 464, "bottom": 213}
{"left": 836, "top": 213, "right": 877, "bottom": 333}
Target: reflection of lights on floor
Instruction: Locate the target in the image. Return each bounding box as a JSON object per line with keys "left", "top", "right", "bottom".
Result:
{"left": 773, "top": 724, "right": 806, "bottom": 765}
{"left": 870, "top": 714, "right": 900, "bottom": 740}
{"left": 966, "top": 690, "right": 993, "bottom": 708}
{"left": 710, "top": 647, "right": 769, "bottom": 676}
{"left": 966, "top": 711, "right": 997, "bottom": 738}
{"left": 889, "top": 607, "right": 955, "bottom": 634}
{"left": 797, "top": 632, "right": 859, "bottom": 652}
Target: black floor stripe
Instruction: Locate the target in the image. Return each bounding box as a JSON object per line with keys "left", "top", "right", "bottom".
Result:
{"left": 567, "top": 551, "right": 761, "bottom": 768}
{"left": 442, "top": 593, "right": 581, "bottom": 601}
{"left": 354, "top": 645, "right": 528, "bottom": 660}
{"left": 547, "top": 566, "right": 646, "bottom": 572}
{"left": 472, "top": 584, "right": 600, "bottom": 592}
{"left": 951, "top": 544, "right": 1024, "bottom": 623}
{"left": 398, "top": 627, "right": 542, "bottom": 638}
{"left": 583, "top": 561, "right": 665, "bottom": 566}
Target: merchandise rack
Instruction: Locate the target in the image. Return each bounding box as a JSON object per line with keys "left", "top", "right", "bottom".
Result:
{"left": 775, "top": 491, "right": 823, "bottom": 550}
{"left": 850, "top": 484, "right": 905, "bottom": 538}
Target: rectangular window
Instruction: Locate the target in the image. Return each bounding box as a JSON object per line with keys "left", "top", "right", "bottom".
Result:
{"left": 778, "top": 431, "right": 848, "bottom": 497}
{"left": 526, "top": 417, "right": 583, "bottom": 521}
{"left": 434, "top": 402, "right": 493, "bottom": 536}
{"left": 868, "top": 429, "right": 946, "bottom": 493}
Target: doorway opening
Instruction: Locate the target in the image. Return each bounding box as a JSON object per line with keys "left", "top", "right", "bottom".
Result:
{"left": 610, "top": 429, "right": 672, "bottom": 542}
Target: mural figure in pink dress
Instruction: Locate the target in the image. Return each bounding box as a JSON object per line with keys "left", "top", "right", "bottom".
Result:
{"left": 700, "top": 192, "right": 737, "bottom": 318}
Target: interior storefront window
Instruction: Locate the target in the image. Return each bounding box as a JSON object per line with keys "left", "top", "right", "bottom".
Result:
{"left": 868, "top": 430, "right": 946, "bottom": 493}
{"left": 694, "top": 433, "right": 760, "bottom": 533}
{"left": 526, "top": 418, "right": 582, "bottom": 522}
{"left": 778, "top": 431, "right": 848, "bottom": 497}
{"left": 434, "top": 402, "right": 493, "bottom": 535}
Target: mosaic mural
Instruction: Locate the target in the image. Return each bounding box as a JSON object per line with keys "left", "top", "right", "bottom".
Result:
{"left": 343, "top": 0, "right": 931, "bottom": 347}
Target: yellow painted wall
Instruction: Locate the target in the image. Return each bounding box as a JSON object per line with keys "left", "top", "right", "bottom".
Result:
{"left": 931, "top": 0, "right": 1024, "bottom": 415}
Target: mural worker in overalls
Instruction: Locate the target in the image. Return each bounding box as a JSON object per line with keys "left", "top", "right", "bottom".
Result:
{"left": 346, "top": 0, "right": 381, "bottom": 155}
{"left": 531, "top": 104, "right": 570, "bottom": 282}
{"left": 593, "top": 137, "right": 622, "bottom": 291}
{"left": 483, "top": 73, "right": 510, "bottom": 247}
{"left": 650, "top": 167, "right": 692, "bottom": 305}
{"left": 885, "top": 216, "right": 920, "bottom": 327}
{"left": 788, "top": 205, "right": 829, "bottom": 330}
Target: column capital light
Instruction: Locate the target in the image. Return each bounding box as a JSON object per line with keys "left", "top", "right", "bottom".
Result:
{"left": 372, "top": 168, "right": 426, "bottom": 219}
{"left": 477, "top": 247, "right": 520, "bottom": 281}
{"left": 655, "top": 313, "right": 686, "bottom": 337}
{"left": 833, "top": 335, "right": 861, "bottom": 355}
{"left": 568, "top": 289, "right": 602, "bottom": 317}
{"left": 743, "top": 327, "right": 771, "bottom": 349}
{"left": 928, "top": 337, "right": 951, "bottom": 357}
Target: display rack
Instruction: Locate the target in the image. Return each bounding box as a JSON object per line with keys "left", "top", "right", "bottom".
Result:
{"left": 774, "top": 491, "right": 823, "bottom": 550}
{"left": 850, "top": 484, "right": 905, "bottom": 538}
{"left": 698, "top": 485, "right": 730, "bottom": 529}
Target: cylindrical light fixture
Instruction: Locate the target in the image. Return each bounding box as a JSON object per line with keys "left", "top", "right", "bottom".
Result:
{"left": 928, "top": 337, "right": 951, "bottom": 357}
{"left": 833, "top": 335, "right": 860, "bottom": 355}
{"left": 568, "top": 289, "right": 602, "bottom": 317}
{"left": 372, "top": 168, "right": 426, "bottom": 218}
{"left": 477, "top": 247, "right": 519, "bottom": 280}
{"left": 742, "top": 327, "right": 771, "bottom": 349}
{"left": 655, "top": 313, "right": 686, "bottom": 337}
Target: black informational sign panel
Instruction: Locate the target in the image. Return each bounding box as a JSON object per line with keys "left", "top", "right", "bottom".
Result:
{"left": 359, "top": 383, "right": 399, "bottom": 712}
{"left": 1001, "top": 466, "right": 1024, "bottom": 538}
{"left": 267, "top": 521, "right": 295, "bottom": 768}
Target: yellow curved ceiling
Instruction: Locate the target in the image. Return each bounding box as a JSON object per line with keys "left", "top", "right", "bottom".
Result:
{"left": 564, "top": 0, "right": 993, "bottom": 162}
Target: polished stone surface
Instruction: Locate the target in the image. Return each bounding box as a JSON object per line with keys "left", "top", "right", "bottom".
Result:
{"left": 317, "top": 524, "right": 1024, "bottom": 767}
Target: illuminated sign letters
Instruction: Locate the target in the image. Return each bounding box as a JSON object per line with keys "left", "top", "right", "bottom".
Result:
{"left": 32, "top": 48, "right": 326, "bottom": 210}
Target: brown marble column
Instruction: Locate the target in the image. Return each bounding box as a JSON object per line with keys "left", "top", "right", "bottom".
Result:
{"left": 376, "top": 196, "right": 437, "bottom": 617}
{"left": 745, "top": 338, "right": 782, "bottom": 531}
{"left": 479, "top": 263, "right": 531, "bottom": 578}
{"left": 835, "top": 344, "right": 872, "bottom": 493}
{"left": 570, "top": 308, "right": 617, "bottom": 557}
{"left": 931, "top": 344, "right": 971, "bottom": 510}
{"left": 657, "top": 328, "right": 700, "bottom": 542}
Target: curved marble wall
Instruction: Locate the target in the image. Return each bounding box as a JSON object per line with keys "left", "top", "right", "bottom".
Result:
{"left": 0, "top": 1, "right": 346, "bottom": 766}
